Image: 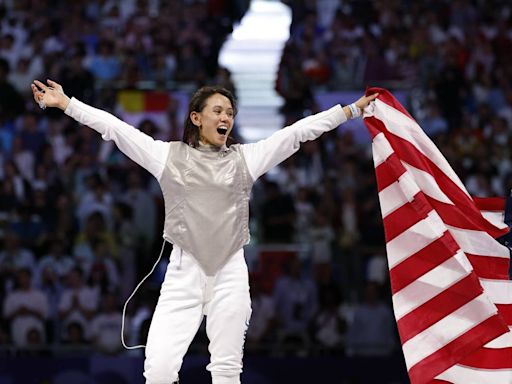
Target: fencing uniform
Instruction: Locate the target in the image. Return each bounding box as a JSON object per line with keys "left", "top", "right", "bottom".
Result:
{"left": 64, "top": 98, "right": 348, "bottom": 383}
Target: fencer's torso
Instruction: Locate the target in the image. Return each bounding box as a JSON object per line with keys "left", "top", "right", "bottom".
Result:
{"left": 160, "top": 142, "right": 253, "bottom": 275}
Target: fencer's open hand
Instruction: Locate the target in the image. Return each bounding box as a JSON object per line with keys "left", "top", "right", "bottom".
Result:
{"left": 31, "top": 79, "right": 70, "bottom": 111}
{"left": 354, "top": 93, "right": 379, "bottom": 110}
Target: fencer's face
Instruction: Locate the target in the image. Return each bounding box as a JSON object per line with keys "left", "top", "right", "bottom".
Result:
{"left": 190, "top": 93, "right": 234, "bottom": 147}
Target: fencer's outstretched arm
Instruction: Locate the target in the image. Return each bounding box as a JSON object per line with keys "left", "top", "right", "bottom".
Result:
{"left": 32, "top": 79, "right": 169, "bottom": 180}
{"left": 240, "top": 93, "right": 378, "bottom": 181}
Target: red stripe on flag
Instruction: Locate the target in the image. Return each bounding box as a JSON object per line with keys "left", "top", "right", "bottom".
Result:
{"left": 407, "top": 315, "right": 508, "bottom": 384}
{"left": 496, "top": 304, "right": 512, "bottom": 325}
{"left": 473, "top": 197, "right": 506, "bottom": 212}
{"left": 382, "top": 193, "right": 432, "bottom": 242}
{"left": 467, "top": 254, "right": 510, "bottom": 280}
{"left": 396, "top": 273, "right": 483, "bottom": 344}
{"left": 459, "top": 346, "right": 512, "bottom": 369}
{"left": 389, "top": 232, "right": 459, "bottom": 293}
{"left": 374, "top": 153, "right": 406, "bottom": 191}
{"left": 427, "top": 197, "right": 507, "bottom": 234}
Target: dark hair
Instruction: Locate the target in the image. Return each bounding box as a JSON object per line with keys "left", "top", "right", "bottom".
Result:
{"left": 182, "top": 86, "right": 237, "bottom": 148}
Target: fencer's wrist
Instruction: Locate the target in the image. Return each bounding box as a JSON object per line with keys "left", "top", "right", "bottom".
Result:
{"left": 59, "top": 95, "right": 71, "bottom": 111}
{"left": 348, "top": 103, "right": 361, "bottom": 119}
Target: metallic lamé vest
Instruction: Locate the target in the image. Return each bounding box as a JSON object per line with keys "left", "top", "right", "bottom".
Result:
{"left": 160, "top": 142, "right": 253, "bottom": 275}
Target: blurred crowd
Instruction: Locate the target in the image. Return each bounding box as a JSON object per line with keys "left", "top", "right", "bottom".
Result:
{"left": 1, "top": 0, "right": 511, "bottom": 361}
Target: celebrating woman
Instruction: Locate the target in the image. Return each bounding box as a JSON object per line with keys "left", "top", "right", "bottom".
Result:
{"left": 32, "top": 79, "right": 377, "bottom": 384}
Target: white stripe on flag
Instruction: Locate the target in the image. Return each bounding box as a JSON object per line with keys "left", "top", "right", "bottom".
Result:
{"left": 392, "top": 250, "right": 472, "bottom": 320}
{"left": 435, "top": 364, "right": 512, "bottom": 384}
{"left": 481, "top": 211, "right": 506, "bottom": 229}
{"left": 447, "top": 226, "right": 510, "bottom": 259}
{"left": 484, "top": 328, "right": 512, "bottom": 349}
{"left": 401, "top": 293, "right": 497, "bottom": 370}
{"left": 401, "top": 162, "right": 453, "bottom": 204}
{"left": 372, "top": 132, "right": 394, "bottom": 167}
{"left": 386, "top": 210, "right": 445, "bottom": 269}
{"left": 379, "top": 173, "right": 421, "bottom": 218}
{"left": 372, "top": 99, "right": 471, "bottom": 198}
{"left": 479, "top": 279, "right": 512, "bottom": 304}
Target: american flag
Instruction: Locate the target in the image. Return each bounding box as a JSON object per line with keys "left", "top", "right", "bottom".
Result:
{"left": 362, "top": 88, "right": 512, "bottom": 384}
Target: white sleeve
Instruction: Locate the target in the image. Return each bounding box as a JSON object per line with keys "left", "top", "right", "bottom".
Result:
{"left": 240, "top": 105, "right": 348, "bottom": 181}
{"left": 64, "top": 97, "right": 170, "bottom": 180}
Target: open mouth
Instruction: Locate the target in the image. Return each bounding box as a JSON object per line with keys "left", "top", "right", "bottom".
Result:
{"left": 217, "top": 127, "right": 228, "bottom": 135}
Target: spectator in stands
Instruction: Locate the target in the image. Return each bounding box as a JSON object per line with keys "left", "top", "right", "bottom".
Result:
{"left": 260, "top": 180, "right": 296, "bottom": 243}
{"left": 61, "top": 321, "right": 89, "bottom": 350}
{"left": 311, "top": 262, "right": 345, "bottom": 352}
{"left": 0, "top": 231, "right": 36, "bottom": 294}
{"left": 73, "top": 211, "right": 117, "bottom": 276}
{"left": 76, "top": 174, "right": 113, "bottom": 229}
{"left": 3, "top": 268, "right": 48, "bottom": 348}
{"left": 293, "top": 186, "right": 315, "bottom": 242}
{"left": 59, "top": 52, "right": 95, "bottom": 105}
{"left": 0, "top": 58, "right": 24, "bottom": 121}
{"left": 37, "top": 238, "right": 75, "bottom": 282}
{"left": 273, "top": 257, "right": 317, "bottom": 353}
{"left": 3, "top": 160, "right": 30, "bottom": 206}
{"left": 313, "top": 284, "right": 345, "bottom": 352}
{"left": 58, "top": 266, "right": 99, "bottom": 342}
{"left": 10, "top": 135, "right": 35, "bottom": 182}
{"left": 38, "top": 264, "right": 63, "bottom": 344}
{"left": 9, "top": 204, "right": 46, "bottom": 250}
{"left": 87, "top": 239, "right": 120, "bottom": 295}
{"left": 90, "top": 292, "right": 124, "bottom": 355}
{"left": 19, "top": 111, "right": 46, "bottom": 157}
{"left": 246, "top": 276, "right": 275, "bottom": 349}
{"left": 309, "top": 211, "right": 335, "bottom": 264}
{"left": 345, "top": 281, "right": 395, "bottom": 357}
{"left": 85, "top": 40, "right": 120, "bottom": 84}
{"left": 121, "top": 170, "right": 157, "bottom": 254}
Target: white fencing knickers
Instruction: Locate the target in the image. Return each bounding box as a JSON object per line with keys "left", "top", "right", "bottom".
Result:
{"left": 143, "top": 244, "right": 252, "bottom": 384}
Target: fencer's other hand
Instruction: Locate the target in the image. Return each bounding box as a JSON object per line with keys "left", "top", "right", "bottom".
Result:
{"left": 31, "top": 79, "right": 70, "bottom": 110}
{"left": 354, "top": 93, "right": 379, "bottom": 110}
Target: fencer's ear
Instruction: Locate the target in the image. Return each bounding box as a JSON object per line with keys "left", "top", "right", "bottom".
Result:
{"left": 190, "top": 111, "right": 201, "bottom": 128}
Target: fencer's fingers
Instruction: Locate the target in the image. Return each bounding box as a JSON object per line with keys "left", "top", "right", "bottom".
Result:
{"left": 47, "top": 79, "right": 62, "bottom": 91}
{"left": 31, "top": 83, "right": 43, "bottom": 99}
{"left": 31, "top": 84, "right": 39, "bottom": 100}
{"left": 33, "top": 79, "right": 50, "bottom": 92}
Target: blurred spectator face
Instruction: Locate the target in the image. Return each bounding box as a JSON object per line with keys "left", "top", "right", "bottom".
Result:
{"left": 16, "top": 268, "right": 32, "bottom": 290}
{"left": 190, "top": 93, "right": 234, "bottom": 148}
{"left": 287, "top": 257, "right": 302, "bottom": 279}
{"left": 4, "top": 162, "right": 19, "bottom": 178}
{"left": 102, "top": 292, "right": 117, "bottom": 312}
{"left": 16, "top": 57, "right": 29, "bottom": 74}
{"left": 66, "top": 322, "right": 85, "bottom": 344}
{"left": 22, "top": 112, "right": 38, "bottom": 132}
{"left": 41, "top": 266, "right": 58, "bottom": 284}
{"left": 93, "top": 241, "right": 109, "bottom": 259}
{"left": 26, "top": 328, "right": 43, "bottom": 345}
{"left": 85, "top": 212, "right": 106, "bottom": 234}
{"left": 364, "top": 282, "right": 381, "bottom": 305}
{"left": 50, "top": 239, "right": 65, "bottom": 258}
{"left": 66, "top": 268, "right": 84, "bottom": 289}
{"left": 1, "top": 34, "right": 14, "bottom": 50}
{"left": 4, "top": 232, "right": 20, "bottom": 251}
